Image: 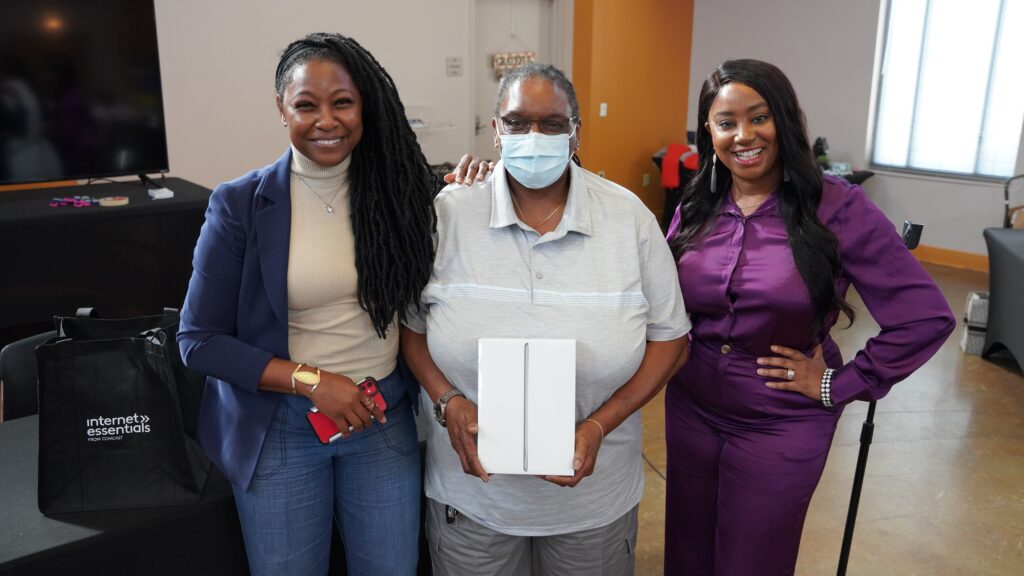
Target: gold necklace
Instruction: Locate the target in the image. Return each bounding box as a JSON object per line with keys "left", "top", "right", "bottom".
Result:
{"left": 298, "top": 175, "right": 342, "bottom": 215}
{"left": 510, "top": 191, "right": 564, "bottom": 228}
{"left": 734, "top": 197, "right": 769, "bottom": 212}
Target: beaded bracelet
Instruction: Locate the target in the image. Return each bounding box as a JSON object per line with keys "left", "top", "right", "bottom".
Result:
{"left": 820, "top": 368, "right": 836, "bottom": 408}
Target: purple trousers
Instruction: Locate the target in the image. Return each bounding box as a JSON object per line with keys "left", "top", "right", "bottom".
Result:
{"left": 664, "top": 339, "right": 842, "bottom": 576}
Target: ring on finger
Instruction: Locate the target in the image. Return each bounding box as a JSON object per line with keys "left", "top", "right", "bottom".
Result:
{"left": 786, "top": 368, "right": 795, "bottom": 381}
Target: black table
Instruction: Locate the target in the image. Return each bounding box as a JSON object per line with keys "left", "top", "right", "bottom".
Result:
{"left": 0, "top": 177, "right": 211, "bottom": 349}
{"left": 0, "top": 415, "right": 249, "bottom": 575}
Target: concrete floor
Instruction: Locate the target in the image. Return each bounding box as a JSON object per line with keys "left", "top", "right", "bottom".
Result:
{"left": 635, "top": 263, "right": 1024, "bottom": 575}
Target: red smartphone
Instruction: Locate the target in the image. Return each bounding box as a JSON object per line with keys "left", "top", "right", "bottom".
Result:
{"left": 306, "top": 378, "right": 386, "bottom": 444}
{"left": 356, "top": 377, "right": 387, "bottom": 411}
{"left": 306, "top": 407, "right": 344, "bottom": 444}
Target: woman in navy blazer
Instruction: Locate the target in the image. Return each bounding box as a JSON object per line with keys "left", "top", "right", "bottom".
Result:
{"left": 178, "top": 33, "right": 434, "bottom": 575}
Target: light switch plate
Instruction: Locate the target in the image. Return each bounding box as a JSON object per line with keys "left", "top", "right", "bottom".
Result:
{"left": 446, "top": 57, "right": 463, "bottom": 77}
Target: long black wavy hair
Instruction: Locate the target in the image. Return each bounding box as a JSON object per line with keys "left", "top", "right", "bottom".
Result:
{"left": 275, "top": 33, "right": 435, "bottom": 337}
{"left": 669, "top": 59, "right": 853, "bottom": 338}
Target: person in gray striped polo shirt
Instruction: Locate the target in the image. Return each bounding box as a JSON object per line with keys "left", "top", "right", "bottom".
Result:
{"left": 401, "top": 63, "right": 691, "bottom": 576}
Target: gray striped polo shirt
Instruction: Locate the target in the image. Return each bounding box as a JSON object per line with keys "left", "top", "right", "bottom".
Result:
{"left": 405, "top": 160, "right": 690, "bottom": 536}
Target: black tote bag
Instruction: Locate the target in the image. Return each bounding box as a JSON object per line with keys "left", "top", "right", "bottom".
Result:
{"left": 53, "top": 308, "right": 205, "bottom": 439}
{"left": 36, "top": 309, "right": 210, "bottom": 514}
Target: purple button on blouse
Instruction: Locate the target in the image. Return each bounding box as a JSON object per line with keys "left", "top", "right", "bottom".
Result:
{"left": 667, "top": 174, "right": 955, "bottom": 406}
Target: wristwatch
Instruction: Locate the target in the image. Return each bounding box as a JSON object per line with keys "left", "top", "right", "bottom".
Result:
{"left": 433, "top": 388, "right": 466, "bottom": 427}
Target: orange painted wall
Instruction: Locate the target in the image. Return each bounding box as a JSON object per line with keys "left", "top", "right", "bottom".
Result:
{"left": 572, "top": 0, "right": 694, "bottom": 220}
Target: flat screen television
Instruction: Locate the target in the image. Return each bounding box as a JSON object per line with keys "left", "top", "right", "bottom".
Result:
{"left": 0, "top": 0, "right": 168, "bottom": 185}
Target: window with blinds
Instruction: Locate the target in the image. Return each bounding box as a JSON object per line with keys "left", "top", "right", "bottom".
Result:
{"left": 871, "top": 0, "right": 1023, "bottom": 179}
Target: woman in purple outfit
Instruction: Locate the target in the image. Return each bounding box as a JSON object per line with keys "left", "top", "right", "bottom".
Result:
{"left": 662, "top": 59, "right": 955, "bottom": 575}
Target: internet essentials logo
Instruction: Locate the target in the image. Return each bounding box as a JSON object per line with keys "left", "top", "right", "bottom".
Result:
{"left": 85, "top": 414, "right": 151, "bottom": 442}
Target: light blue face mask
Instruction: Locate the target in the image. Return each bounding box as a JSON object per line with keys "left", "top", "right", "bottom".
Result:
{"left": 499, "top": 129, "right": 575, "bottom": 189}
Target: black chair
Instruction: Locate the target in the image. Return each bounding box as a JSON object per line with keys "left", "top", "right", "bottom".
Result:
{"left": 0, "top": 330, "right": 56, "bottom": 421}
{"left": 982, "top": 227, "right": 1024, "bottom": 368}
{"left": 652, "top": 147, "right": 696, "bottom": 233}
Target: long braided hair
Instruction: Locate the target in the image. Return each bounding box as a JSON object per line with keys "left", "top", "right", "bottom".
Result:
{"left": 275, "top": 33, "right": 434, "bottom": 337}
{"left": 669, "top": 59, "right": 854, "bottom": 339}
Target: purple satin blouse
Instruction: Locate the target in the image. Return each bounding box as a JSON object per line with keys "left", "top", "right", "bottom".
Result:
{"left": 667, "top": 175, "right": 955, "bottom": 406}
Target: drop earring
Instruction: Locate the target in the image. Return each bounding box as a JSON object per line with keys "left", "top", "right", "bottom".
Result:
{"left": 709, "top": 153, "right": 718, "bottom": 193}
{"left": 783, "top": 166, "right": 792, "bottom": 182}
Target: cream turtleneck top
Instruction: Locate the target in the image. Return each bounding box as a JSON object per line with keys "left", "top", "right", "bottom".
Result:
{"left": 286, "top": 146, "right": 397, "bottom": 380}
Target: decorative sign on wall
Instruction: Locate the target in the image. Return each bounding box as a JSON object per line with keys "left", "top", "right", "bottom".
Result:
{"left": 492, "top": 51, "right": 536, "bottom": 78}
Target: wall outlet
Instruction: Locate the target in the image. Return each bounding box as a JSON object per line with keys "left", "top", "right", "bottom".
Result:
{"left": 642, "top": 173, "right": 650, "bottom": 187}
{"left": 599, "top": 102, "right": 608, "bottom": 117}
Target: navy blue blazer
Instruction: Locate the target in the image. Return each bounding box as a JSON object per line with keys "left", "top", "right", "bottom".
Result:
{"left": 178, "top": 149, "right": 296, "bottom": 490}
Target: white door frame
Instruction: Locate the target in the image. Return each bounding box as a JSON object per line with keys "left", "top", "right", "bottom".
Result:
{"left": 468, "top": 0, "right": 574, "bottom": 155}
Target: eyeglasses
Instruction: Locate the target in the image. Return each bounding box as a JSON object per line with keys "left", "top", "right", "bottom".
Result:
{"left": 498, "top": 115, "right": 576, "bottom": 136}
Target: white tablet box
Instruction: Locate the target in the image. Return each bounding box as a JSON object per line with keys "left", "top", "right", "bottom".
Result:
{"left": 477, "top": 338, "right": 576, "bottom": 476}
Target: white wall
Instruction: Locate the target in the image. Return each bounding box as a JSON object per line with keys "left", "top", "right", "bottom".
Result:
{"left": 471, "top": 0, "right": 553, "bottom": 159}
{"left": 154, "top": 0, "right": 473, "bottom": 190}
{"left": 689, "top": 0, "right": 1018, "bottom": 255}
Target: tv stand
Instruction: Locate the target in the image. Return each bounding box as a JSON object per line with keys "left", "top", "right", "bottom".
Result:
{"left": 0, "top": 177, "right": 212, "bottom": 348}
{"left": 138, "top": 173, "right": 163, "bottom": 188}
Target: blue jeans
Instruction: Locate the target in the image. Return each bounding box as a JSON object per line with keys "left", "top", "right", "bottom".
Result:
{"left": 233, "top": 369, "right": 421, "bottom": 576}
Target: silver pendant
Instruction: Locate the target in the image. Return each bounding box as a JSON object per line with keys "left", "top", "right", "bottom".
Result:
{"left": 324, "top": 204, "right": 334, "bottom": 215}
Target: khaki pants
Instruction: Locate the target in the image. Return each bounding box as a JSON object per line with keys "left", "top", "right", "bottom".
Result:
{"left": 425, "top": 498, "right": 638, "bottom": 576}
